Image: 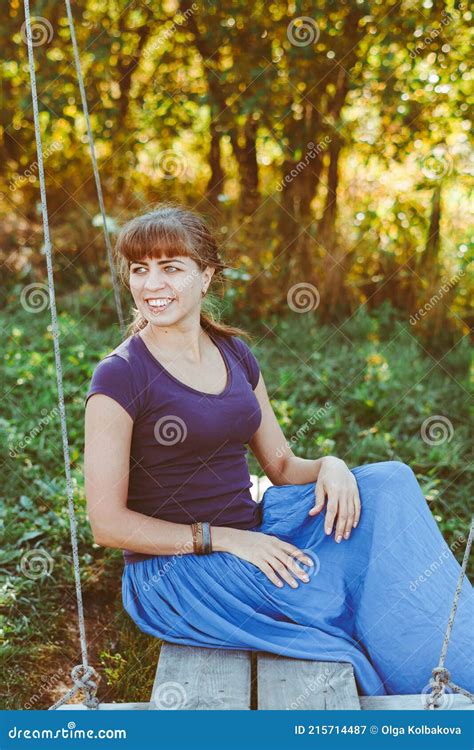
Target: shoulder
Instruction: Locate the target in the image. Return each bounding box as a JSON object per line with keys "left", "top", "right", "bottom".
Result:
{"left": 85, "top": 336, "right": 144, "bottom": 420}
{"left": 89, "top": 337, "right": 137, "bottom": 381}
{"left": 222, "top": 334, "right": 261, "bottom": 389}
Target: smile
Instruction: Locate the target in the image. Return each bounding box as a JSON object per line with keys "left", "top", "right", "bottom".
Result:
{"left": 145, "top": 298, "right": 175, "bottom": 313}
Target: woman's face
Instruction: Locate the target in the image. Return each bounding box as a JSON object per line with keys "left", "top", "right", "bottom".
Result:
{"left": 129, "top": 255, "right": 214, "bottom": 326}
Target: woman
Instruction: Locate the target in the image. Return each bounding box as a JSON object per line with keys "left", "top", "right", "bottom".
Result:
{"left": 84, "top": 204, "right": 473, "bottom": 698}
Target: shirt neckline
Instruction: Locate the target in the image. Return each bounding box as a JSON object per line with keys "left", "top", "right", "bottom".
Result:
{"left": 135, "top": 329, "right": 233, "bottom": 399}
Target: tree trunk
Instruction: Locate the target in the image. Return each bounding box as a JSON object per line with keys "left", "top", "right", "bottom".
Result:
{"left": 230, "top": 117, "right": 260, "bottom": 216}
{"left": 206, "top": 114, "right": 224, "bottom": 206}
{"left": 318, "top": 135, "right": 342, "bottom": 249}
{"left": 114, "top": 14, "right": 152, "bottom": 194}
{"left": 421, "top": 183, "right": 442, "bottom": 285}
{"left": 276, "top": 100, "right": 325, "bottom": 288}
{"left": 419, "top": 184, "right": 448, "bottom": 337}
{"left": 317, "top": 136, "right": 355, "bottom": 318}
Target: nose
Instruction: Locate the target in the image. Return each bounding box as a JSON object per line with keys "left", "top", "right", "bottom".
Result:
{"left": 143, "top": 268, "right": 170, "bottom": 291}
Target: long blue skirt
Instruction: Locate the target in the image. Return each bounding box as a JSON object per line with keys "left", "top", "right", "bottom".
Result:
{"left": 122, "top": 461, "right": 473, "bottom": 696}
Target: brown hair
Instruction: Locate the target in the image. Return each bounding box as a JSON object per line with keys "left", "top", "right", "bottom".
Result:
{"left": 114, "top": 203, "right": 251, "bottom": 342}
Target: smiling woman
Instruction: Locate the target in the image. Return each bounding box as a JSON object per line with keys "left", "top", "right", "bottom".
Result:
{"left": 113, "top": 203, "right": 242, "bottom": 341}
{"left": 83, "top": 203, "right": 474, "bottom": 698}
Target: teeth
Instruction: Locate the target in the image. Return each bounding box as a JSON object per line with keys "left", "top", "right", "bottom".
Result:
{"left": 146, "top": 298, "right": 174, "bottom": 309}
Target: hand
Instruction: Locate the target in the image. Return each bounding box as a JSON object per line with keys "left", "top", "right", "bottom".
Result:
{"left": 308, "top": 456, "right": 361, "bottom": 542}
{"left": 221, "top": 528, "right": 314, "bottom": 589}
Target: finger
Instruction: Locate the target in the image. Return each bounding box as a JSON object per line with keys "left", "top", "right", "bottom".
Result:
{"left": 353, "top": 486, "right": 361, "bottom": 528}
{"left": 260, "top": 562, "right": 284, "bottom": 588}
{"left": 280, "top": 542, "right": 314, "bottom": 568}
{"left": 334, "top": 494, "right": 349, "bottom": 543}
{"left": 309, "top": 480, "right": 326, "bottom": 516}
{"left": 275, "top": 551, "right": 310, "bottom": 583}
{"left": 270, "top": 558, "right": 299, "bottom": 588}
{"left": 342, "top": 494, "right": 355, "bottom": 540}
{"left": 325, "top": 494, "right": 338, "bottom": 536}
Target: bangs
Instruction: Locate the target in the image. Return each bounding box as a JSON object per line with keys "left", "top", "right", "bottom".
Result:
{"left": 118, "top": 219, "right": 197, "bottom": 265}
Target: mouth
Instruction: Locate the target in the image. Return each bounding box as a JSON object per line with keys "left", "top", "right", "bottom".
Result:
{"left": 144, "top": 297, "right": 176, "bottom": 314}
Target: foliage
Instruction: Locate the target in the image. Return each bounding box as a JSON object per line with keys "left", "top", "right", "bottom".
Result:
{"left": 0, "top": 0, "right": 472, "bottom": 334}
{"left": 1, "top": 289, "right": 471, "bottom": 707}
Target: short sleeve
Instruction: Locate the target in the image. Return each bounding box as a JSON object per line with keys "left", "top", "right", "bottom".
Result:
{"left": 231, "top": 336, "right": 261, "bottom": 390}
{"left": 84, "top": 355, "right": 141, "bottom": 421}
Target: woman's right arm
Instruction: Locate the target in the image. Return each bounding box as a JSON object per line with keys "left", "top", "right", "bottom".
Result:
{"left": 84, "top": 394, "right": 312, "bottom": 587}
{"left": 85, "top": 393, "right": 197, "bottom": 555}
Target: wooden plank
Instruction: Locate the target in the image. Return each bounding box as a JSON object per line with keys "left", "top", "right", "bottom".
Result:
{"left": 56, "top": 695, "right": 474, "bottom": 710}
{"left": 150, "top": 643, "right": 251, "bottom": 710}
{"left": 257, "top": 654, "right": 361, "bottom": 710}
{"left": 58, "top": 702, "right": 151, "bottom": 710}
{"left": 361, "top": 694, "right": 474, "bottom": 710}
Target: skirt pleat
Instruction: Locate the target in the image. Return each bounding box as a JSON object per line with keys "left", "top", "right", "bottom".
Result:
{"left": 122, "top": 461, "right": 473, "bottom": 696}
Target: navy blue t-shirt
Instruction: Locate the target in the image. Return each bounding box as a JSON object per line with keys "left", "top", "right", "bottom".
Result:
{"left": 84, "top": 330, "right": 263, "bottom": 563}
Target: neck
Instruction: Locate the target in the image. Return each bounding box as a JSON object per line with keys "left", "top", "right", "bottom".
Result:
{"left": 140, "top": 321, "right": 210, "bottom": 362}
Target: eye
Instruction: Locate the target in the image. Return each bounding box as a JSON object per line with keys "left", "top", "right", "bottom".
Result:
{"left": 131, "top": 265, "right": 146, "bottom": 273}
{"left": 164, "top": 265, "right": 180, "bottom": 272}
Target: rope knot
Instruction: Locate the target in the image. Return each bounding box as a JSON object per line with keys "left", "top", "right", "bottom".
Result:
{"left": 432, "top": 666, "right": 450, "bottom": 685}
{"left": 71, "top": 664, "right": 101, "bottom": 709}
{"left": 424, "top": 666, "right": 451, "bottom": 709}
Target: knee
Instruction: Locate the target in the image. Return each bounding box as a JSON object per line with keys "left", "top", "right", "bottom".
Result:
{"left": 354, "top": 460, "right": 417, "bottom": 494}
{"left": 350, "top": 461, "right": 419, "bottom": 527}
{"left": 376, "top": 460, "right": 415, "bottom": 482}
{"left": 375, "top": 461, "right": 416, "bottom": 484}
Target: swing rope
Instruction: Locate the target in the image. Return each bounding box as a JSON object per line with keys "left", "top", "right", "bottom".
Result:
{"left": 425, "top": 517, "right": 474, "bottom": 709}
{"left": 22, "top": 0, "right": 472, "bottom": 713}
{"left": 23, "top": 0, "right": 100, "bottom": 710}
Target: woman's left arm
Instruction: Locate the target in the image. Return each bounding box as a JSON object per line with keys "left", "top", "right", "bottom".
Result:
{"left": 248, "top": 372, "right": 361, "bottom": 542}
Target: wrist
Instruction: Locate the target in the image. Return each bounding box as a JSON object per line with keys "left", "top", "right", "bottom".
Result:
{"left": 322, "top": 455, "right": 346, "bottom": 467}
{"left": 210, "top": 525, "right": 239, "bottom": 553}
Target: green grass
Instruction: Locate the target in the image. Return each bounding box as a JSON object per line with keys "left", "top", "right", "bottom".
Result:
{"left": 1, "top": 285, "right": 472, "bottom": 708}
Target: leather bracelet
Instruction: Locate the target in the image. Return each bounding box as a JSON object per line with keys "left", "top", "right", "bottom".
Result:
{"left": 192, "top": 522, "right": 203, "bottom": 554}
{"left": 202, "top": 522, "right": 212, "bottom": 554}
{"left": 197, "top": 522, "right": 203, "bottom": 553}
{"left": 191, "top": 521, "right": 212, "bottom": 554}
{"left": 191, "top": 522, "right": 201, "bottom": 554}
